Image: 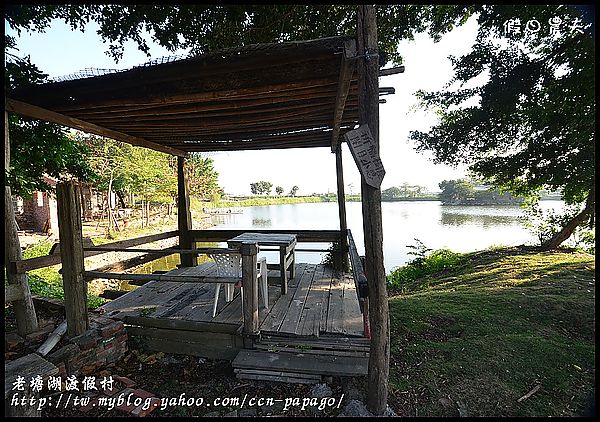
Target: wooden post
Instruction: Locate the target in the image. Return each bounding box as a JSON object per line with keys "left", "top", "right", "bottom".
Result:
{"left": 335, "top": 145, "right": 349, "bottom": 259}
{"left": 240, "top": 242, "right": 259, "bottom": 348}
{"left": 357, "top": 5, "right": 390, "bottom": 415}
{"left": 4, "top": 109, "right": 39, "bottom": 336}
{"left": 177, "top": 156, "right": 196, "bottom": 267}
{"left": 56, "top": 181, "right": 89, "bottom": 336}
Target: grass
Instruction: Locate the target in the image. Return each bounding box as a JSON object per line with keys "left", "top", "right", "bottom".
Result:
{"left": 387, "top": 246, "right": 595, "bottom": 416}
{"left": 19, "top": 239, "right": 106, "bottom": 309}
{"left": 197, "top": 196, "right": 324, "bottom": 208}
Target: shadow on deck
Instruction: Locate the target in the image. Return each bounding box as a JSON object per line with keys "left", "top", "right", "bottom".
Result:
{"left": 100, "top": 262, "right": 368, "bottom": 382}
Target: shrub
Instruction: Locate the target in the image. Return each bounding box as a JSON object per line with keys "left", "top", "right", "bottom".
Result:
{"left": 387, "top": 239, "right": 464, "bottom": 293}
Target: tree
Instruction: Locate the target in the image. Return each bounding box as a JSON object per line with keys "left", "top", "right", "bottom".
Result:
{"left": 289, "top": 185, "right": 299, "bottom": 197}
{"left": 5, "top": 53, "right": 94, "bottom": 197}
{"left": 275, "top": 186, "right": 284, "bottom": 196}
{"left": 410, "top": 5, "right": 595, "bottom": 249}
{"left": 5, "top": 5, "right": 474, "bottom": 66}
{"left": 438, "top": 179, "right": 475, "bottom": 204}
{"left": 186, "top": 153, "right": 221, "bottom": 199}
{"left": 250, "top": 181, "right": 272, "bottom": 196}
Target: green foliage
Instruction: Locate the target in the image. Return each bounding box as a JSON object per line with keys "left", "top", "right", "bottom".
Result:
{"left": 387, "top": 239, "right": 465, "bottom": 292}
{"left": 275, "top": 186, "right": 284, "bottom": 196}
{"left": 21, "top": 240, "right": 54, "bottom": 259}
{"left": 382, "top": 183, "right": 430, "bottom": 200}
{"left": 410, "top": 5, "right": 595, "bottom": 243}
{"left": 524, "top": 203, "right": 595, "bottom": 252}
{"left": 289, "top": 186, "right": 299, "bottom": 197}
{"left": 5, "top": 55, "right": 94, "bottom": 197}
{"left": 438, "top": 179, "right": 522, "bottom": 205}
{"left": 81, "top": 134, "right": 178, "bottom": 205}
{"left": 26, "top": 270, "right": 105, "bottom": 309}
{"left": 250, "top": 181, "right": 273, "bottom": 196}
{"left": 21, "top": 240, "right": 105, "bottom": 309}
{"left": 321, "top": 241, "right": 349, "bottom": 272}
{"left": 5, "top": 5, "right": 475, "bottom": 65}
{"left": 200, "top": 195, "right": 323, "bottom": 208}
{"left": 186, "top": 153, "right": 221, "bottom": 200}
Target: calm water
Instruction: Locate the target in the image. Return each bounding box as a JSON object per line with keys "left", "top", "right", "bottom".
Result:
{"left": 133, "top": 200, "right": 564, "bottom": 275}
{"left": 207, "top": 200, "right": 565, "bottom": 273}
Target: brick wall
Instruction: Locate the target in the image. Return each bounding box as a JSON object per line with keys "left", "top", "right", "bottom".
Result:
{"left": 46, "top": 316, "right": 128, "bottom": 377}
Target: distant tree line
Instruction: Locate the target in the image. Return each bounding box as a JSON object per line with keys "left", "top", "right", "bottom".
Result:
{"left": 381, "top": 183, "right": 434, "bottom": 201}
{"left": 438, "top": 179, "right": 523, "bottom": 205}
{"left": 250, "top": 181, "right": 298, "bottom": 196}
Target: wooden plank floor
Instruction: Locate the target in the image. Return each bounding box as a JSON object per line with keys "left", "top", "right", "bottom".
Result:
{"left": 100, "top": 262, "right": 364, "bottom": 338}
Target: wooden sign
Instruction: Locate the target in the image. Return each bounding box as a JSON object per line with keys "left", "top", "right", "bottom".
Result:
{"left": 344, "top": 124, "right": 386, "bottom": 188}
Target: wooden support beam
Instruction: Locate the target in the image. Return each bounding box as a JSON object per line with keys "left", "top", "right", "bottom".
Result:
{"left": 5, "top": 98, "right": 186, "bottom": 157}
{"left": 5, "top": 284, "right": 24, "bottom": 303}
{"left": 4, "top": 109, "right": 39, "bottom": 335}
{"left": 335, "top": 145, "right": 349, "bottom": 257}
{"left": 177, "top": 156, "right": 196, "bottom": 267}
{"left": 331, "top": 39, "right": 358, "bottom": 151}
{"left": 357, "top": 5, "right": 390, "bottom": 415}
{"left": 56, "top": 181, "right": 89, "bottom": 336}
{"left": 241, "top": 242, "right": 259, "bottom": 348}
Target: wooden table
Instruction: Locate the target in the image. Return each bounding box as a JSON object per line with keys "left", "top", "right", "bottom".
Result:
{"left": 227, "top": 233, "right": 297, "bottom": 294}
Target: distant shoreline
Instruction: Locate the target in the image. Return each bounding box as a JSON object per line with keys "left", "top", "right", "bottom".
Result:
{"left": 195, "top": 195, "right": 562, "bottom": 209}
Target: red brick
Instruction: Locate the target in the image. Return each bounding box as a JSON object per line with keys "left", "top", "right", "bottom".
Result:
{"left": 71, "top": 332, "right": 98, "bottom": 350}
{"left": 100, "top": 321, "right": 124, "bottom": 338}
{"left": 131, "top": 397, "right": 161, "bottom": 417}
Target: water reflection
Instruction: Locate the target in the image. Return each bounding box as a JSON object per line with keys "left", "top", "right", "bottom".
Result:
{"left": 128, "top": 200, "right": 564, "bottom": 275}
{"left": 440, "top": 211, "right": 525, "bottom": 227}
{"left": 251, "top": 218, "right": 272, "bottom": 227}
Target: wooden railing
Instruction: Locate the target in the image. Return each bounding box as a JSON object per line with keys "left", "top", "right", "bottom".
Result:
{"left": 11, "top": 230, "right": 179, "bottom": 274}
{"left": 191, "top": 229, "right": 341, "bottom": 251}
{"left": 347, "top": 229, "right": 369, "bottom": 312}
{"left": 82, "top": 240, "right": 262, "bottom": 344}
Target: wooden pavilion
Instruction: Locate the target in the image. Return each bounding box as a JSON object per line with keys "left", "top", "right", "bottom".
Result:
{"left": 5, "top": 6, "right": 396, "bottom": 412}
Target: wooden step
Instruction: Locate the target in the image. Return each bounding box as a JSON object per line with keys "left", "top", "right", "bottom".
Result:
{"left": 257, "top": 334, "right": 371, "bottom": 357}
{"left": 232, "top": 349, "right": 368, "bottom": 378}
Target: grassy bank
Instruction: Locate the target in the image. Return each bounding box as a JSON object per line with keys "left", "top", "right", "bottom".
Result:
{"left": 387, "top": 247, "right": 595, "bottom": 416}
{"left": 194, "top": 194, "right": 364, "bottom": 209}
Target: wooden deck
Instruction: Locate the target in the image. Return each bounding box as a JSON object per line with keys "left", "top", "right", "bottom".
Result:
{"left": 100, "top": 262, "right": 367, "bottom": 378}
{"left": 102, "top": 262, "right": 364, "bottom": 338}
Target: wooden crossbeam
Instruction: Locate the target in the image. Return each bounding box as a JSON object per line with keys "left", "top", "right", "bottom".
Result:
{"left": 331, "top": 39, "right": 358, "bottom": 152}
{"left": 5, "top": 98, "right": 187, "bottom": 157}
{"left": 379, "top": 66, "right": 405, "bottom": 76}
{"left": 13, "top": 230, "right": 179, "bottom": 274}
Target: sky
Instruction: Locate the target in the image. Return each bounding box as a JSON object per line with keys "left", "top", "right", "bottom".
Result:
{"left": 5, "top": 15, "right": 480, "bottom": 196}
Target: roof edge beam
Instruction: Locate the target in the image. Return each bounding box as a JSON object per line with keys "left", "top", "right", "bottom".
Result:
{"left": 331, "top": 39, "right": 358, "bottom": 152}
{"left": 5, "top": 98, "right": 187, "bottom": 157}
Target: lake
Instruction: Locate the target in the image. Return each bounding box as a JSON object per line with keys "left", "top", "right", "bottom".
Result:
{"left": 203, "top": 200, "right": 565, "bottom": 273}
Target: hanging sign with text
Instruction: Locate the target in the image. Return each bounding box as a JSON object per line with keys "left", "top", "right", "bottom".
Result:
{"left": 344, "top": 124, "right": 386, "bottom": 188}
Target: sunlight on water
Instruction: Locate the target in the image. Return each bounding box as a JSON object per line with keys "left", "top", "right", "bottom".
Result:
{"left": 208, "top": 200, "right": 566, "bottom": 273}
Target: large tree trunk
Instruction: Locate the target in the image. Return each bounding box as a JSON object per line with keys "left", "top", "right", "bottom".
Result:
{"left": 541, "top": 190, "right": 594, "bottom": 251}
